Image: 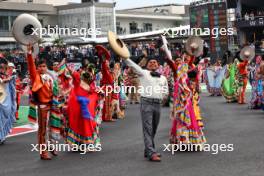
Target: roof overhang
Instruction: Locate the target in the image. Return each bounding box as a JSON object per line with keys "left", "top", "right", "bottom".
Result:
{"left": 116, "top": 13, "right": 184, "bottom": 20}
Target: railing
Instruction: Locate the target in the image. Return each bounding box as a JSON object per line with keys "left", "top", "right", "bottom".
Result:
{"left": 236, "top": 16, "right": 264, "bottom": 27}
{"left": 236, "top": 15, "right": 264, "bottom": 21}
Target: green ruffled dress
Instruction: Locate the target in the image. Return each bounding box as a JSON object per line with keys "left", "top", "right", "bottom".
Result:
{"left": 221, "top": 62, "right": 239, "bottom": 102}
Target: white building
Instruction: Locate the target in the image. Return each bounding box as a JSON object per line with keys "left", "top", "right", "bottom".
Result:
{"left": 0, "top": 1, "right": 115, "bottom": 47}
{"left": 0, "top": 1, "right": 189, "bottom": 47}
{"left": 116, "top": 4, "right": 189, "bottom": 35}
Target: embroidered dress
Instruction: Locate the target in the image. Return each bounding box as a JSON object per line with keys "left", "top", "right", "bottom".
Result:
{"left": 170, "top": 64, "right": 206, "bottom": 145}
{"left": 205, "top": 66, "right": 226, "bottom": 95}
{"left": 188, "top": 62, "right": 205, "bottom": 130}
{"left": 101, "top": 61, "right": 114, "bottom": 122}
{"left": 221, "top": 62, "right": 239, "bottom": 102}
{"left": 249, "top": 64, "right": 263, "bottom": 109}
{"left": 236, "top": 60, "right": 249, "bottom": 104}
{"left": 0, "top": 77, "right": 16, "bottom": 142}
{"left": 66, "top": 72, "right": 103, "bottom": 146}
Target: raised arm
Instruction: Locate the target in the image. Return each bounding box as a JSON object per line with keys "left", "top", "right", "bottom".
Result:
{"left": 124, "top": 58, "right": 145, "bottom": 76}
{"left": 27, "top": 52, "right": 37, "bottom": 82}
{"left": 160, "top": 35, "right": 177, "bottom": 75}
{"left": 164, "top": 57, "right": 177, "bottom": 75}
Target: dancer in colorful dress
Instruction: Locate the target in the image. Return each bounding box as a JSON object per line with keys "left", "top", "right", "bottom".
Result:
{"left": 65, "top": 61, "right": 104, "bottom": 150}
{"left": 237, "top": 59, "right": 249, "bottom": 104}
{"left": 236, "top": 46, "right": 255, "bottom": 104}
{"left": 65, "top": 46, "right": 110, "bottom": 149}
{"left": 117, "top": 62, "right": 127, "bottom": 119}
{"left": 52, "top": 60, "right": 72, "bottom": 138}
{"left": 185, "top": 55, "right": 205, "bottom": 129}
{"left": 161, "top": 36, "right": 206, "bottom": 148}
{"left": 100, "top": 47, "right": 115, "bottom": 122}
{"left": 168, "top": 57, "right": 206, "bottom": 145}
{"left": 249, "top": 56, "right": 263, "bottom": 109}
{"left": 161, "top": 62, "right": 173, "bottom": 107}
{"left": 7, "top": 63, "right": 21, "bottom": 120}
{"left": 205, "top": 59, "right": 226, "bottom": 96}
{"left": 221, "top": 59, "right": 239, "bottom": 103}
{"left": 0, "top": 58, "right": 16, "bottom": 145}
{"left": 111, "top": 62, "right": 122, "bottom": 119}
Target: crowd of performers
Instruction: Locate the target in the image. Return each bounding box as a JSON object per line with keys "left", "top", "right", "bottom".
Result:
{"left": 204, "top": 51, "right": 264, "bottom": 108}
{"left": 0, "top": 38, "right": 208, "bottom": 162}
{"left": 1, "top": 37, "right": 261, "bottom": 162}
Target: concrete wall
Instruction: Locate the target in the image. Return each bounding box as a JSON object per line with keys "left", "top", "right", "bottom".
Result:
{"left": 45, "top": 0, "right": 68, "bottom": 6}
{"left": 38, "top": 14, "right": 58, "bottom": 27}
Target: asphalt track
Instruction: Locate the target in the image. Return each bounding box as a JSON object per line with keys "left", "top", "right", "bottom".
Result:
{"left": 1, "top": 93, "right": 264, "bottom": 176}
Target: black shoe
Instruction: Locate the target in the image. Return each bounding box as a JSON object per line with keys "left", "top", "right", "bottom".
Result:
{"left": 0, "top": 139, "right": 6, "bottom": 145}
{"left": 112, "top": 113, "right": 118, "bottom": 119}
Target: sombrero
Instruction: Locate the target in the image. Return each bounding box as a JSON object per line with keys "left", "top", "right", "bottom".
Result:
{"left": 107, "top": 31, "right": 130, "bottom": 59}
{"left": 185, "top": 36, "right": 203, "bottom": 57}
{"left": 12, "top": 13, "right": 42, "bottom": 45}
{"left": 240, "top": 46, "right": 255, "bottom": 61}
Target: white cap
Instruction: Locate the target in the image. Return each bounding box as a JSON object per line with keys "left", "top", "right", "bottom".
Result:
{"left": 8, "top": 62, "right": 15, "bottom": 68}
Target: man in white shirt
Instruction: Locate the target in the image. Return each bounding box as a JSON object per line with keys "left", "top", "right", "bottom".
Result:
{"left": 125, "top": 57, "right": 168, "bottom": 162}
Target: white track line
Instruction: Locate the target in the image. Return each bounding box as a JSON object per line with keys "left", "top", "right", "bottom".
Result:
{"left": 7, "top": 124, "right": 38, "bottom": 138}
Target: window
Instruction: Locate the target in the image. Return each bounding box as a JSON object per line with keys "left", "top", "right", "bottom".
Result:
{"left": 27, "top": 0, "right": 33, "bottom": 3}
{"left": 0, "top": 16, "right": 9, "bottom": 31}
{"left": 10, "top": 16, "right": 17, "bottom": 27}
{"left": 129, "top": 22, "right": 138, "bottom": 34}
{"left": 95, "top": 7, "right": 114, "bottom": 36}
{"left": 143, "top": 23, "right": 152, "bottom": 32}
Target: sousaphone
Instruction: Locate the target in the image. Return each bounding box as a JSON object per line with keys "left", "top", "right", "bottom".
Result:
{"left": 185, "top": 36, "right": 203, "bottom": 57}
{"left": 239, "top": 46, "right": 255, "bottom": 61}
{"left": 107, "top": 31, "right": 130, "bottom": 59}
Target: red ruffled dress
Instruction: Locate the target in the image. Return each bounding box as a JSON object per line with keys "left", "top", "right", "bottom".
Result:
{"left": 66, "top": 71, "right": 103, "bottom": 146}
